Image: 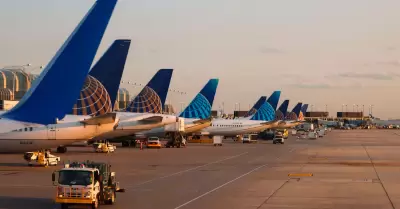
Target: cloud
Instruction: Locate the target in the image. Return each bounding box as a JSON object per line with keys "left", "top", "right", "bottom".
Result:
{"left": 259, "top": 47, "right": 284, "bottom": 54}
{"left": 336, "top": 72, "right": 398, "bottom": 80}
{"left": 386, "top": 46, "right": 397, "bottom": 51}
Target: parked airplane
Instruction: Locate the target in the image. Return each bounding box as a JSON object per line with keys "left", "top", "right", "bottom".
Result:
{"left": 0, "top": 0, "right": 119, "bottom": 153}
{"left": 199, "top": 91, "right": 281, "bottom": 137}
{"left": 98, "top": 69, "right": 179, "bottom": 146}
{"left": 134, "top": 78, "right": 220, "bottom": 139}
{"left": 276, "top": 102, "right": 303, "bottom": 128}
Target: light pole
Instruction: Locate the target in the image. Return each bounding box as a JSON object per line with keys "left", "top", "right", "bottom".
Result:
{"left": 353, "top": 104, "right": 355, "bottom": 112}
{"left": 342, "top": 104, "right": 344, "bottom": 112}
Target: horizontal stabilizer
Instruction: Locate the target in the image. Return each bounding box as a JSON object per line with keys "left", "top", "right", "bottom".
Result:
{"left": 80, "top": 112, "right": 117, "bottom": 125}
{"left": 192, "top": 118, "right": 212, "bottom": 124}
{"left": 261, "top": 120, "right": 279, "bottom": 126}
{"left": 138, "top": 116, "right": 163, "bottom": 123}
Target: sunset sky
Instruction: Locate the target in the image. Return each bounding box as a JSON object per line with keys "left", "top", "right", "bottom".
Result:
{"left": 1, "top": 0, "right": 400, "bottom": 119}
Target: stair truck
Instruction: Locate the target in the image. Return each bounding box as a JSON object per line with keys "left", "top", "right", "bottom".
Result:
{"left": 52, "top": 161, "right": 125, "bottom": 209}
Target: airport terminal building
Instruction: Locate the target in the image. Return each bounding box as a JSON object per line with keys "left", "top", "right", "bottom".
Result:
{"left": 0, "top": 67, "right": 131, "bottom": 110}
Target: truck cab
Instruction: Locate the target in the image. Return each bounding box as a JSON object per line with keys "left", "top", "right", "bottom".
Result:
{"left": 52, "top": 161, "right": 123, "bottom": 209}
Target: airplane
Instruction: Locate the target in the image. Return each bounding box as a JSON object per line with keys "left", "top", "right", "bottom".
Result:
{"left": 134, "top": 78, "right": 220, "bottom": 140}
{"left": 0, "top": 0, "right": 119, "bottom": 153}
{"left": 275, "top": 102, "right": 303, "bottom": 128}
{"left": 199, "top": 91, "right": 281, "bottom": 137}
{"left": 96, "top": 69, "right": 179, "bottom": 146}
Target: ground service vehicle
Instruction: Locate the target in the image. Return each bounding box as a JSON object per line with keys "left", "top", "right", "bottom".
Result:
{"left": 24, "top": 150, "right": 60, "bottom": 167}
{"left": 242, "top": 134, "right": 258, "bottom": 143}
{"left": 276, "top": 129, "right": 289, "bottom": 139}
{"left": 273, "top": 132, "right": 284, "bottom": 144}
{"left": 93, "top": 142, "right": 116, "bottom": 153}
{"left": 213, "top": 135, "right": 223, "bottom": 146}
{"left": 52, "top": 161, "right": 124, "bottom": 209}
{"left": 147, "top": 137, "right": 162, "bottom": 149}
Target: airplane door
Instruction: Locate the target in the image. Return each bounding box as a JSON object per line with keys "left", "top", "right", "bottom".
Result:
{"left": 47, "top": 124, "right": 57, "bottom": 140}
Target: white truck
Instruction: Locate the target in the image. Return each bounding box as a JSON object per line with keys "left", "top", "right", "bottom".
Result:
{"left": 52, "top": 161, "right": 124, "bottom": 209}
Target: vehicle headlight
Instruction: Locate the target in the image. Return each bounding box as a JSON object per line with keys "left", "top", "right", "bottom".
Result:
{"left": 84, "top": 191, "right": 92, "bottom": 198}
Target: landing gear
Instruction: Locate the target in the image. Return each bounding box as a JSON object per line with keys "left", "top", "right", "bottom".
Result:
{"left": 57, "top": 146, "right": 67, "bottom": 153}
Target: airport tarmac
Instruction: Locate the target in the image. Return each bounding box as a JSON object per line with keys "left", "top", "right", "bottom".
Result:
{"left": 1, "top": 130, "right": 400, "bottom": 209}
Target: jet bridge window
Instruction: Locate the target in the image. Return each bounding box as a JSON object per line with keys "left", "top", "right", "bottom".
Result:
{"left": 30, "top": 127, "right": 33, "bottom": 131}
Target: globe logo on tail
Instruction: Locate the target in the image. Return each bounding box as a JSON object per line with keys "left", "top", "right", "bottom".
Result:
{"left": 126, "top": 86, "right": 163, "bottom": 113}
{"left": 72, "top": 75, "right": 112, "bottom": 116}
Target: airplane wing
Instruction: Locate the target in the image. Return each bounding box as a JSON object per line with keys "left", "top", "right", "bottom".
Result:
{"left": 80, "top": 113, "right": 117, "bottom": 125}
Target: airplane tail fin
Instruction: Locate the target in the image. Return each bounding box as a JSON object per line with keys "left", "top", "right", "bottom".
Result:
{"left": 266, "top": 91, "right": 281, "bottom": 111}
{"left": 179, "top": 78, "right": 219, "bottom": 119}
{"left": 71, "top": 39, "right": 131, "bottom": 116}
{"left": 126, "top": 69, "right": 173, "bottom": 113}
{"left": 285, "top": 103, "right": 302, "bottom": 120}
{"left": 2, "top": 0, "right": 118, "bottom": 125}
{"left": 243, "top": 96, "right": 267, "bottom": 117}
{"left": 250, "top": 101, "right": 276, "bottom": 121}
{"left": 275, "top": 100, "right": 289, "bottom": 120}
{"left": 301, "top": 104, "right": 309, "bottom": 115}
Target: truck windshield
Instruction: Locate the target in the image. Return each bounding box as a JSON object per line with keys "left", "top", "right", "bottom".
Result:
{"left": 58, "top": 170, "right": 93, "bottom": 186}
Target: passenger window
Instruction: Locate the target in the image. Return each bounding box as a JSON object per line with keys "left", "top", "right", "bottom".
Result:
{"left": 24, "top": 128, "right": 28, "bottom": 132}
{"left": 30, "top": 127, "right": 33, "bottom": 131}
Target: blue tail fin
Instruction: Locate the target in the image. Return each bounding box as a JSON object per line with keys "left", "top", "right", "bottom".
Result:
{"left": 2, "top": 0, "right": 118, "bottom": 124}
{"left": 71, "top": 39, "right": 131, "bottom": 116}
{"left": 301, "top": 104, "right": 309, "bottom": 115}
{"left": 250, "top": 101, "right": 276, "bottom": 121}
{"left": 243, "top": 96, "right": 267, "bottom": 117}
{"left": 179, "top": 79, "right": 219, "bottom": 119}
{"left": 126, "top": 69, "right": 173, "bottom": 113}
{"left": 286, "top": 103, "right": 302, "bottom": 120}
{"left": 266, "top": 91, "right": 281, "bottom": 111}
{"left": 275, "top": 100, "right": 289, "bottom": 120}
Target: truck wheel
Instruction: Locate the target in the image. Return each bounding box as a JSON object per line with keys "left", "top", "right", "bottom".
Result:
{"left": 61, "top": 203, "right": 69, "bottom": 209}
{"left": 92, "top": 196, "right": 99, "bottom": 209}
{"left": 106, "top": 191, "right": 116, "bottom": 205}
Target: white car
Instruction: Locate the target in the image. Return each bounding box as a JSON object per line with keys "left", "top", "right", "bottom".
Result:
{"left": 308, "top": 131, "right": 318, "bottom": 139}
{"left": 273, "top": 133, "right": 284, "bottom": 144}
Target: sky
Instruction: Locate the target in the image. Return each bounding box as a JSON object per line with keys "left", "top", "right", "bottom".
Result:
{"left": 1, "top": 0, "right": 400, "bottom": 119}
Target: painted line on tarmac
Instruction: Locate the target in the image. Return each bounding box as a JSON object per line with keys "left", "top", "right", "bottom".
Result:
{"left": 0, "top": 184, "right": 52, "bottom": 188}
{"left": 173, "top": 163, "right": 269, "bottom": 209}
{"left": 127, "top": 151, "right": 249, "bottom": 188}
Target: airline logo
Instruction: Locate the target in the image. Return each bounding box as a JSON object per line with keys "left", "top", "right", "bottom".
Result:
{"left": 71, "top": 76, "right": 112, "bottom": 116}
{"left": 126, "top": 86, "right": 163, "bottom": 113}
{"left": 298, "top": 112, "right": 305, "bottom": 121}
{"left": 250, "top": 102, "right": 275, "bottom": 121}
{"left": 285, "top": 112, "right": 298, "bottom": 120}
{"left": 275, "top": 110, "right": 285, "bottom": 120}
{"left": 179, "top": 93, "right": 211, "bottom": 119}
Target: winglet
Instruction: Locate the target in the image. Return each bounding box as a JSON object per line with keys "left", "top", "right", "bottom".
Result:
{"left": 89, "top": 39, "right": 131, "bottom": 110}
{"left": 266, "top": 91, "right": 281, "bottom": 111}
{"left": 2, "top": 0, "right": 118, "bottom": 124}
{"left": 126, "top": 69, "right": 173, "bottom": 113}
{"left": 179, "top": 78, "right": 219, "bottom": 119}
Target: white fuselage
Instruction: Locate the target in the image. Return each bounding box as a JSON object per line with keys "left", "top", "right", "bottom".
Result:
{"left": 0, "top": 115, "right": 118, "bottom": 153}
{"left": 201, "top": 118, "right": 277, "bottom": 136}
{"left": 90, "top": 112, "right": 178, "bottom": 140}
{"left": 135, "top": 118, "right": 210, "bottom": 138}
